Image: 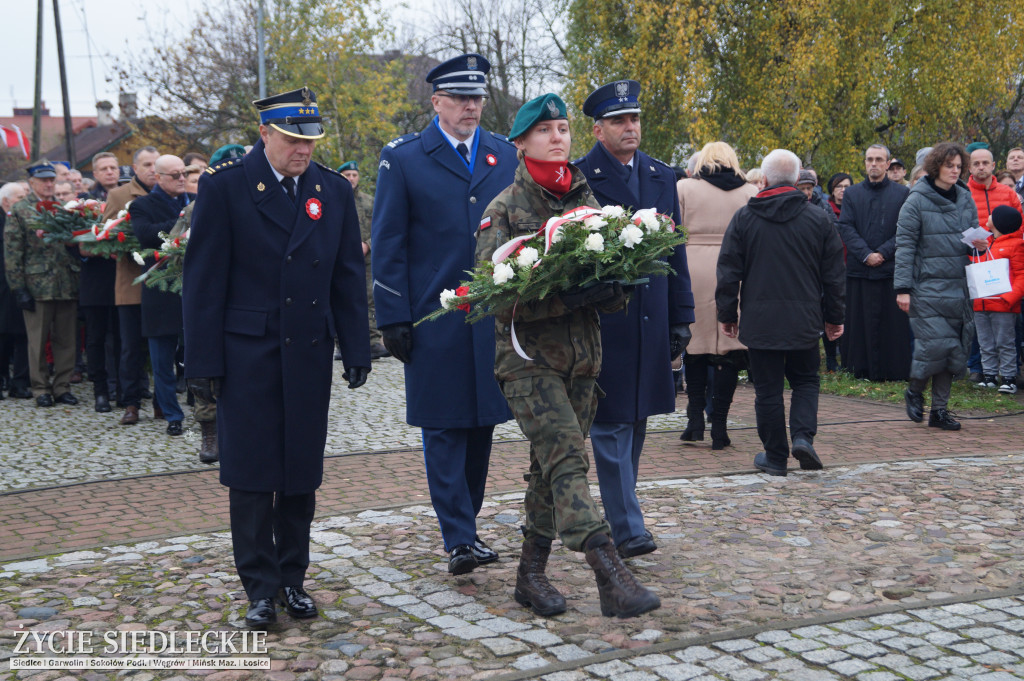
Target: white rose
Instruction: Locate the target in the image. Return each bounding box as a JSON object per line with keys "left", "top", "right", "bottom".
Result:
{"left": 516, "top": 246, "right": 539, "bottom": 269}
{"left": 634, "top": 208, "right": 661, "bottom": 233}
{"left": 118, "top": 209, "right": 129, "bottom": 219}
{"left": 602, "top": 205, "right": 625, "bottom": 219}
{"left": 618, "top": 225, "right": 644, "bottom": 249}
{"left": 584, "top": 216, "right": 607, "bottom": 231}
{"left": 132, "top": 251, "right": 145, "bottom": 266}
{"left": 439, "top": 288, "right": 457, "bottom": 309}
{"left": 492, "top": 262, "right": 515, "bottom": 285}
{"left": 585, "top": 233, "right": 605, "bottom": 252}
{"left": 549, "top": 227, "right": 563, "bottom": 244}
{"left": 64, "top": 200, "right": 81, "bottom": 210}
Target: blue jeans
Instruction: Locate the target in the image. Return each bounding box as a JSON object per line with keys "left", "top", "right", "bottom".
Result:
{"left": 148, "top": 335, "right": 183, "bottom": 423}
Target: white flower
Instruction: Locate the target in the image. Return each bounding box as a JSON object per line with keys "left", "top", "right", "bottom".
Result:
{"left": 63, "top": 200, "right": 81, "bottom": 210}
{"left": 439, "top": 288, "right": 458, "bottom": 309}
{"left": 585, "top": 233, "right": 605, "bottom": 252}
{"left": 492, "top": 262, "right": 515, "bottom": 285}
{"left": 584, "top": 216, "right": 607, "bottom": 231}
{"left": 633, "top": 208, "right": 661, "bottom": 233}
{"left": 118, "top": 209, "right": 129, "bottom": 219}
{"left": 132, "top": 251, "right": 145, "bottom": 266}
{"left": 516, "top": 246, "right": 539, "bottom": 269}
{"left": 602, "top": 205, "right": 626, "bottom": 219}
{"left": 618, "top": 225, "right": 644, "bottom": 249}
{"left": 549, "top": 228, "right": 563, "bottom": 244}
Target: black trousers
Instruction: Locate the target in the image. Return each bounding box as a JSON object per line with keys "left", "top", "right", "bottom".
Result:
{"left": 117, "top": 304, "right": 147, "bottom": 407}
{"left": 748, "top": 346, "right": 821, "bottom": 467}
{"left": 82, "top": 305, "right": 119, "bottom": 398}
{"left": 229, "top": 489, "right": 316, "bottom": 600}
{"left": 0, "top": 333, "right": 29, "bottom": 390}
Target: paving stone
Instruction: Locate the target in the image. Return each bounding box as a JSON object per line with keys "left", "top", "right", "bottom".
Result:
{"left": 776, "top": 638, "right": 824, "bottom": 653}
{"left": 512, "top": 653, "right": 550, "bottom": 670}
{"left": 854, "top": 673, "right": 902, "bottom": 681}
{"left": 584, "top": 660, "right": 634, "bottom": 677}
{"left": 632, "top": 654, "right": 676, "bottom": 667}
{"left": 703, "top": 654, "right": 744, "bottom": 673}
{"left": 548, "top": 644, "right": 590, "bottom": 662}
{"left": 713, "top": 639, "right": 758, "bottom": 653}
{"left": 828, "top": 658, "right": 875, "bottom": 675}
{"left": 478, "top": 637, "right": 528, "bottom": 656}
{"left": 740, "top": 647, "right": 786, "bottom": 663}
{"left": 984, "top": 634, "right": 1024, "bottom": 651}
{"left": 801, "top": 648, "right": 849, "bottom": 665}
{"left": 674, "top": 647, "right": 719, "bottom": 663}
{"left": 753, "top": 630, "right": 793, "bottom": 644}
{"left": 947, "top": 641, "right": 991, "bottom": 655}
{"left": 650, "top": 663, "right": 708, "bottom": 681}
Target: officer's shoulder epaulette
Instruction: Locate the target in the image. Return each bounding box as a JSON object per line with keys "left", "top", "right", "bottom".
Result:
{"left": 489, "top": 131, "right": 514, "bottom": 146}
{"left": 647, "top": 155, "right": 673, "bottom": 171}
{"left": 204, "top": 158, "right": 243, "bottom": 175}
{"left": 315, "top": 162, "right": 345, "bottom": 179}
{"left": 385, "top": 132, "right": 420, "bottom": 150}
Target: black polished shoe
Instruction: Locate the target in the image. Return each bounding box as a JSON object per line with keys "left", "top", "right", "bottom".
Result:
{"left": 278, "top": 586, "right": 318, "bottom": 618}
{"left": 36, "top": 394, "right": 54, "bottom": 407}
{"left": 10, "top": 387, "right": 33, "bottom": 399}
{"left": 753, "top": 451, "right": 787, "bottom": 477}
{"left": 928, "top": 408, "right": 961, "bottom": 431}
{"left": 616, "top": 533, "right": 657, "bottom": 559}
{"left": 448, "top": 544, "right": 479, "bottom": 575}
{"left": 471, "top": 537, "right": 499, "bottom": 565}
{"left": 791, "top": 438, "right": 823, "bottom": 470}
{"left": 54, "top": 392, "right": 78, "bottom": 405}
{"left": 94, "top": 394, "right": 111, "bottom": 413}
{"left": 166, "top": 421, "right": 183, "bottom": 436}
{"left": 904, "top": 388, "right": 924, "bottom": 423}
{"left": 244, "top": 597, "right": 277, "bottom": 628}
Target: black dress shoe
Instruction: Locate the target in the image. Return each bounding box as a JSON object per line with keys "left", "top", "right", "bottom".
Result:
{"left": 10, "top": 387, "right": 33, "bottom": 399}
{"left": 166, "top": 421, "right": 183, "bottom": 436}
{"left": 94, "top": 395, "right": 111, "bottom": 413}
{"left": 791, "top": 438, "right": 823, "bottom": 470}
{"left": 448, "top": 544, "right": 479, "bottom": 575}
{"left": 54, "top": 392, "right": 78, "bottom": 405}
{"left": 36, "top": 394, "right": 54, "bottom": 407}
{"left": 471, "top": 537, "right": 499, "bottom": 565}
{"left": 278, "top": 586, "right": 318, "bottom": 618}
{"left": 244, "top": 598, "right": 277, "bottom": 628}
{"left": 753, "top": 451, "right": 787, "bottom": 476}
{"left": 616, "top": 533, "right": 658, "bottom": 559}
{"left": 904, "top": 388, "right": 924, "bottom": 423}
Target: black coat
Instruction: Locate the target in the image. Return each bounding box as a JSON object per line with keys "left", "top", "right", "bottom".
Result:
{"left": 131, "top": 188, "right": 193, "bottom": 337}
{"left": 575, "top": 143, "right": 695, "bottom": 422}
{"left": 78, "top": 252, "right": 116, "bottom": 307}
{"left": 717, "top": 186, "right": 846, "bottom": 350}
{"left": 0, "top": 212, "right": 26, "bottom": 335}
{"left": 183, "top": 141, "right": 370, "bottom": 494}
{"left": 836, "top": 177, "right": 909, "bottom": 279}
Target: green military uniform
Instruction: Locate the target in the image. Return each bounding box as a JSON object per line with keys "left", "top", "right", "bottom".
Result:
{"left": 354, "top": 189, "right": 381, "bottom": 344}
{"left": 475, "top": 159, "right": 623, "bottom": 552}
{"left": 172, "top": 204, "right": 215, "bottom": 424}
{"left": 5, "top": 192, "right": 80, "bottom": 398}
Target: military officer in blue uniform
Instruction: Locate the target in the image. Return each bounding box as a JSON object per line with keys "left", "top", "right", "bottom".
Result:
{"left": 575, "top": 80, "right": 695, "bottom": 559}
{"left": 182, "top": 87, "right": 370, "bottom": 628}
{"left": 371, "top": 53, "right": 517, "bottom": 575}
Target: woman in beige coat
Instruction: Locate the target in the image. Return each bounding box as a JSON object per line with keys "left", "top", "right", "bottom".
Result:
{"left": 677, "top": 142, "right": 758, "bottom": 449}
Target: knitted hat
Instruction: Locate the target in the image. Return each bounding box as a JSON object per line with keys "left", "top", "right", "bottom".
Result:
{"left": 796, "top": 168, "right": 817, "bottom": 186}
{"left": 991, "top": 205, "right": 1022, "bottom": 235}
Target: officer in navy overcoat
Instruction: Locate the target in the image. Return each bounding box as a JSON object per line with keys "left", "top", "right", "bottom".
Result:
{"left": 183, "top": 87, "right": 370, "bottom": 627}
{"left": 371, "top": 54, "right": 516, "bottom": 575}
{"left": 575, "top": 80, "right": 695, "bottom": 559}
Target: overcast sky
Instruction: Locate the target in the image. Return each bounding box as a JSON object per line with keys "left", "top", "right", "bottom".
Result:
{"left": 1, "top": 0, "right": 435, "bottom": 118}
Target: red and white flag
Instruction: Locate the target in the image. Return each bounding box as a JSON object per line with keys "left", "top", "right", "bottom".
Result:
{"left": 0, "top": 124, "right": 30, "bottom": 159}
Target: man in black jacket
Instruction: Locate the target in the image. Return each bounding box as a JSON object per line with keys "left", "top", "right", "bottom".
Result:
{"left": 716, "top": 149, "right": 845, "bottom": 477}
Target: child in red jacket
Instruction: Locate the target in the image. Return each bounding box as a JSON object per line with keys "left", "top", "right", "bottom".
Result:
{"left": 972, "top": 205, "right": 1024, "bottom": 393}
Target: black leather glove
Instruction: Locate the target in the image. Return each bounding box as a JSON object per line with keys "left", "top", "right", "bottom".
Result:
{"left": 13, "top": 289, "right": 35, "bottom": 312}
{"left": 560, "top": 282, "right": 624, "bottom": 311}
{"left": 381, "top": 323, "right": 413, "bottom": 364}
{"left": 187, "top": 377, "right": 220, "bottom": 403}
{"left": 669, "top": 323, "right": 692, "bottom": 361}
{"left": 343, "top": 366, "right": 369, "bottom": 389}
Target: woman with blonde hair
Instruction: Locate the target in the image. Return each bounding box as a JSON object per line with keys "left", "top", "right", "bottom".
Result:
{"left": 677, "top": 141, "right": 757, "bottom": 449}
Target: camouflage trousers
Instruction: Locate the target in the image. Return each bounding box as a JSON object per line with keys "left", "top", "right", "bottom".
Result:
{"left": 191, "top": 391, "right": 217, "bottom": 422}
{"left": 502, "top": 373, "right": 610, "bottom": 552}
{"left": 365, "top": 257, "right": 381, "bottom": 344}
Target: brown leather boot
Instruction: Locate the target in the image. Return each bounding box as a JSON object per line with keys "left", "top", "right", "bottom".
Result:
{"left": 198, "top": 420, "right": 218, "bottom": 464}
{"left": 585, "top": 533, "right": 660, "bottom": 618}
{"left": 120, "top": 405, "right": 139, "bottom": 425}
{"left": 514, "top": 536, "right": 566, "bottom": 617}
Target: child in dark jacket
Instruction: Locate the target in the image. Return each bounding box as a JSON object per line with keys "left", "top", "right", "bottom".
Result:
{"left": 971, "top": 205, "right": 1024, "bottom": 393}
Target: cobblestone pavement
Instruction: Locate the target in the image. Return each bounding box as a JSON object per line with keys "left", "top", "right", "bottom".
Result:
{"left": 3, "top": 454, "right": 1024, "bottom": 680}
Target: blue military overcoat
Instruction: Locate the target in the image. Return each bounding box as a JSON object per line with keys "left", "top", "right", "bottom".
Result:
{"left": 575, "top": 143, "right": 695, "bottom": 422}
{"left": 182, "top": 140, "right": 370, "bottom": 494}
{"left": 371, "top": 119, "right": 516, "bottom": 428}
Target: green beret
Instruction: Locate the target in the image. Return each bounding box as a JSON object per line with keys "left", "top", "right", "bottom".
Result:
{"left": 966, "top": 142, "right": 990, "bottom": 154}
{"left": 337, "top": 161, "right": 358, "bottom": 172}
{"left": 210, "top": 144, "right": 247, "bottom": 165}
{"left": 508, "top": 93, "right": 567, "bottom": 142}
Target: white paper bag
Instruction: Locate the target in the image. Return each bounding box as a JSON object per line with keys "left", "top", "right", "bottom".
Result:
{"left": 966, "top": 252, "right": 1011, "bottom": 299}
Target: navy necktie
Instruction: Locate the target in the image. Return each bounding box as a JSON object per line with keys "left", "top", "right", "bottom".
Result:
{"left": 456, "top": 142, "right": 469, "bottom": 163}
{"left": 281, "top": 176, "right": 296, "bottom": 202}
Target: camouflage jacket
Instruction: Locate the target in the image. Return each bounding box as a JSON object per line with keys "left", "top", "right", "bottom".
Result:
{"left": 170, "top": 202, "right": 193, "bottom": 239}
{"left": 355, "top": 190, "right": 374, "bottom": 253}
{"left": 475, "top": 159, "right": 622, "bottom": 382}
{"left": 4, "top": 192, "right": 80, "bottom": 301}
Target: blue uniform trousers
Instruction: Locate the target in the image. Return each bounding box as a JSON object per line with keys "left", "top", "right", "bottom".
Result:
{"left": 229, "top": 489, "right": 316, "bottom": 600}
{"left": 590, "top": 419, "right": 648, "bottom": 546}
{"left": 421, "top": 425, "right": 493, "bottom": 551}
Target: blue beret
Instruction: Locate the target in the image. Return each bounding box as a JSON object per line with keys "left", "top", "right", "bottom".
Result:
{"left": 582, "top": 80, "right": 642, "bottom": 120}
{"left": 253, "top": 86, "right": 324, "bottom": 140}
{"left": 426, "top": 53, "right": 490, "bottom": 96}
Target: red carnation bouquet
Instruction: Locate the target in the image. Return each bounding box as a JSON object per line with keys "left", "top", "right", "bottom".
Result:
{"left": 34, "top": 198, "right": 105, "bottom": 245}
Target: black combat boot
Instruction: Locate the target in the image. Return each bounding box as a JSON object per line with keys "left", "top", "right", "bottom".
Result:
{"left": 198, "top": 420, "right": 219, "bottom": 463}
{"left": 514, "top": 536, "right": 566, "bottom": 616}
{"left": 584, "top": 533, "right": 660, "bottom": 618}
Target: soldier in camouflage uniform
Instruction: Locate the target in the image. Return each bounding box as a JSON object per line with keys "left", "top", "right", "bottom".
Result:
{"left": 4, "top": 160, "right": 81, "bottom": 407}
{"left": 338, "top": 161, "right": 388, "bottom": 359}
{"left": 171, "top": 203, "right": 217, "bottom": 464}
{"left": 474, "top": 94, "right": 660, "bottom": 620}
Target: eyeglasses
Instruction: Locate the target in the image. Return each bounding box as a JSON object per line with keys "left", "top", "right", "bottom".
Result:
{"left": 158, "top": 171, "right": 186, "bottom": 180}
{"left": 436, "top": 93, "right": 486, "bottom": 106}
